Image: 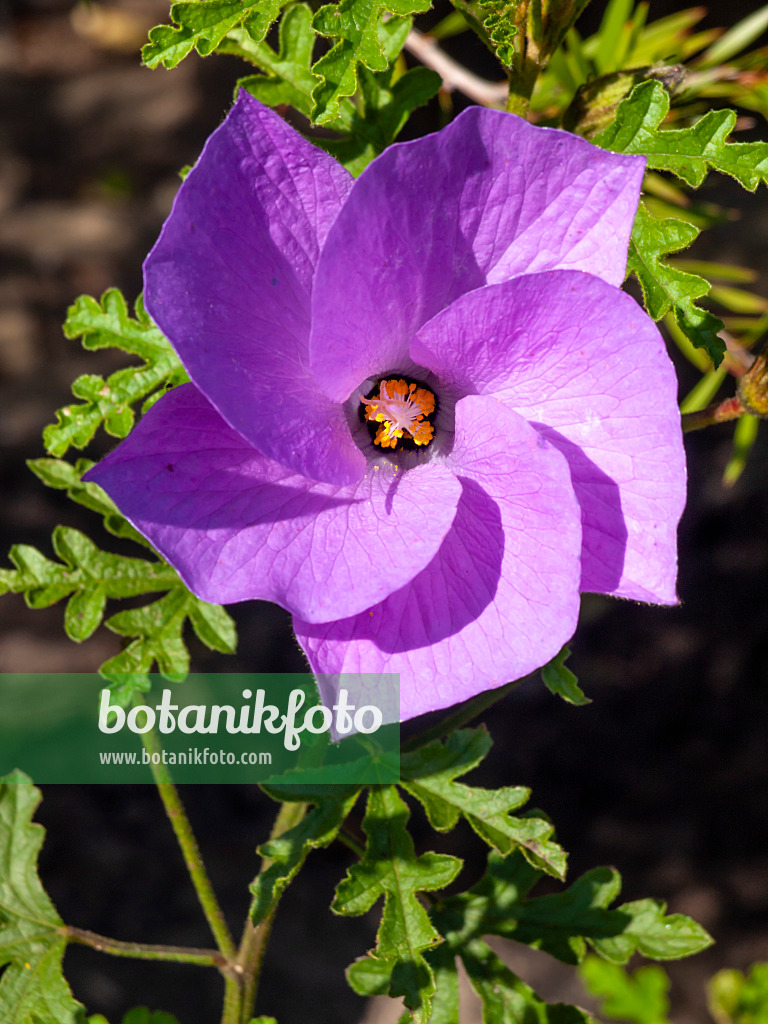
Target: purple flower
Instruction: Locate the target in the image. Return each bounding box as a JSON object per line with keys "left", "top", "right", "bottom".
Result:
{"left": 87, "top": 92, "right": 685, "bottom": 722}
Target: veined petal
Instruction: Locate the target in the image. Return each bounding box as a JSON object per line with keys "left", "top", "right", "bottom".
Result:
{"left": 144, "top": 91, "right": 364, "bottom": 485}
{"left": 85, "top": 385, "right": 462, "bottom": 622}
{"left": 294, "top": 395, "right": 582, "bottom": 721}
{"left": 413, "top": 271, "right": 685, "bottom": 603}
{"left": 310, "top": 105, "right": 644, "bottom": 402}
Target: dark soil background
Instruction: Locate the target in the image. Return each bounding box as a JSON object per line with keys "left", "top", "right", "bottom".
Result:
{"left": 1, "top": 1, "right": 768, "bottom": 1022}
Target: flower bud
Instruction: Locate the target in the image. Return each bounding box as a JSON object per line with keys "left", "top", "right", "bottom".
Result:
{"left": 737, "top": 349, "right": 768, "bottom": 418}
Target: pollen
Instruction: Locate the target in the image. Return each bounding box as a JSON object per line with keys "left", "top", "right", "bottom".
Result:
{"left": 361, "top": 378, "right": 437, "bottom": 450}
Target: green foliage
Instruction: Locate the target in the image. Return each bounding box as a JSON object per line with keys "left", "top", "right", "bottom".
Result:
{"left": 0, "top": 772, "right": 84, "bottom": 1024}
{"left": 474, "top": 0, "right": 523, "bottom": 68}
{"left": 626, "top": 203, "right": 725, "bottom": 364}
{"left": 45, "top": 290, "right": 188, "bottom": 458}
{"left": 401, "top": 729, "right": 567, "bottom": 878}
{"left": 595, "top": 81, "right": 768, "bottom": 190}
{"left": 580, "top": 956, "right": 671, "bottom": 1024}
{"left": 541, "top": 645, "right": 591, "bottom": 706}
{"left": 709, "top": 964, "right": 768, "bottom": 1024}
{"left": 334, "top": 785, "right": 462, "bottom": 1019}
{"left": 232, "top": 5, "right": 439, "bottom": 174}
{"left": 142, "top": 0, "right": 292, "bottom": 69}
{"left": 0, "top": 472, "right": 237, "bottom": 704}
{"left": 250, "top": 788, "right": 360, "bottom": 926}
{"left": 310, "top": 0, "right": 432, "bottom": 124}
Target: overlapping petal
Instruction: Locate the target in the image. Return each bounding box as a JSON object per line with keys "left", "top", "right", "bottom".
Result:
{"left": 144, "top": 92, "right": 364, "bottom": 485}
{"left": 85, "top": 385, "right": 462, "bottom": 622}
{"left": 310, "top": 106, "right": 645, "bottom": 402}
{"left": 295, "top": 395, "right": 582, "bottom": 719}
{"left": 412, "top": 271, "right": 686, "bottom": 602}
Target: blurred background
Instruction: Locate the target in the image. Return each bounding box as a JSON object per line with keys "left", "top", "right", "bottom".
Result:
{"left": 1, "top": 0, "right": 768, "bottom": 1021}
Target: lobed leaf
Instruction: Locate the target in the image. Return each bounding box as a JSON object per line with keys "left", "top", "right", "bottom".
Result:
{"left": 250, "top": 789, "right": 360, "bottom": 926}
{"left": 0, "top": 772, "right": 84, "bottom": 1024}
{"left": 334, "top": 786, "right": 462, "bottom": 1018}
{"left": 626, "top": 203, "right": 725, "bottom": 364}
{"left": 142, "top": 0, "right": 291, "bottom": 69}
{"left": 45, "top": 290, "right": 188, "bottom": 457}
{"left": 310, "top": 0, "right": 432, "bottom": 124}
{"left": 401, "top": 729, "right": 566, "bottom": 878}
{"left": 595, "top": 81, "right": 768, "bottom": 190}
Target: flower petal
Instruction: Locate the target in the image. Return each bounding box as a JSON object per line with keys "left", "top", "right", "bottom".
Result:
{"left": 310, "top": 105, "right": 644, "bottom": 402}
{"left": 85, "top": 385, "right": 462, "bottom": 622}
{"left": 294, "top": 395, "right": 582, "bottom": 721}
{"left": 412, "top": 271, "right": 685, "bottom": 603}
{"left": 144, "top": 91, "right": 364, "bottom": 485}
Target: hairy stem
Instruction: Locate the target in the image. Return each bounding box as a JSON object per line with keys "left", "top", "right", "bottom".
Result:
{"left": 141, "top": 727, "right": 237, "bottom": 961}
{"left": 235, "top": 799, "right": 308, "bottom": 1024}
{"left": 64, "top": 926, "right": 232, "bottom": 972}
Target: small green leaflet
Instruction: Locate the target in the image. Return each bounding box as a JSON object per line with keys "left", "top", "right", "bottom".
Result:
{"left": 0, "top": 522, "right": 236, "bottom": 704}
{"left": 232, "top": 5, "right": 439, "bottom": 174}
{"left": 401, "top": 729, "right": 567, "bottom": 879}
{"left": 0, "top": 772, "right": 84, "bottom": 1024}
{"left": 627, "top": 203, "right": 725, "bottom": 364}
{"left": 310, "top": 0, "right": 432, "bottom": 124}
{"left": 595, "top": 80, "right": 768, "bottom": 191}
{"left": 45, "top": 290, "right": 188, "bottom": 458}
{"left": 474, "top": 0, "right": 523, "bottom": 68}
{"left": 541, "top": 646, "right": 591, "bottom": 706}
{"left": 142, "top": 0, "right": 292, "bottom": 69}
{"left": 708, "top": 963, "right": 768, "bottom": 1024}
{"left": 334, "top": 786, "right": 462, "bottom": 1020}
{"left": 250, "top": 789, "right": 359, "bottom": 926}
{"left": 579, "top": 957, "right": 671, "bottom": 1024}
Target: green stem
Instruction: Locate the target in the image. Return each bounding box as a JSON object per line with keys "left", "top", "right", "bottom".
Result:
{"left": 403, "top": 678, "right": 525, "bottom": 752}
{"left": 64, "top": 926, "right": 231, "bottom": 972}
{"left": 234, "top": 800, "right": 308, "bottom": 1024}
{"left": 140, "top": 726, "right": 237, "bottom": 962}
{"left": 682, "top": 395, "right": 745, "bottom": 432}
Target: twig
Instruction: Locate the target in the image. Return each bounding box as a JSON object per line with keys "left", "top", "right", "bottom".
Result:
{"left": 404, "top": 28, "right": 509, "bottom": 106}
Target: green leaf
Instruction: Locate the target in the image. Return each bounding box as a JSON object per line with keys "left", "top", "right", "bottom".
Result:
{"left": 541, "top": 646, "right": 590, "bottom": 706}
{"left": 142, "top": 0, "right": 291, "bottom": 69}
{"left": 708, "top": 964, "right": 768, "bottom": 1024}
{"left": 594, "top": 81, "right": 768, "bottom": 191}
{"left": 233, "top": 6, "right": 439, "bottom": 174}
{"left": 401, "top": 729, "right": 566, "bottom": 878}
{"left": 0, "top": 525, "right": 237, "bottom": 702}
{"left": 121, "top": 1011, "right": 181, "bottom": 1024}
{"left": 45, "top": 290, "right": 188, "bottom": 457}
{"left": 462, "top": 939, "right": 596, "bottom": 1024}
{"left": 579, "top": 956, "right": 671, "bottom": 1024}
{"left": 626, "top": 203, "right": 725, "bottom": 364}
{"left": 474, "top": 0, "right": 524, "bottom": 68}
{"left": 334, "top": 786, "right": 462, "bottom": 1017}
{"left": 310, "top": 0, "right": 431, "bottom": 124}
{"left": 250, "top": 789, "right": 360, "bottom": 926}
{"left": 432, "top": 851, "right": 711, "bottom": 968}
{"left": 26, "top": 458, "right": 150, "bottom": 548}
{"left": 0, "top": 772, "right": 85, "bottom": 1024}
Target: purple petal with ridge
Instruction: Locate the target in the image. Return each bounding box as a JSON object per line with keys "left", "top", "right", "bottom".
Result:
{"left": 144, "top": 92, "right": 364, "bottom": 486}
{"left": 85, "top": 385, "right": 462, "bottom": 622}
{"left": 412, "top": 271, "right": 685, "bottom": 603}
{"left": 310, "top": 106, "right": 645, "bottom": 402}
{"left": 295, "top": 395, "right": 582, "bottom": 721}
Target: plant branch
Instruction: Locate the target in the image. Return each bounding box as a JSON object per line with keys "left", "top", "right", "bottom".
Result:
{"left": 141, "top": 726, "right": 237, "bottom": 961}
{"left": 404, "top": 28, "right": 508, "bottom": 106}
{"left": 63, "top": 926, "right": 233, "bottom": 973}
{"left": 682, "top": 395, "right": 746, "bottom": 432}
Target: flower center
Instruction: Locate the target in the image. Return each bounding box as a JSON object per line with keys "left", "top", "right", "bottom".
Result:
{"left": 360, "top": 377, "right": 437, "bottom": 450}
